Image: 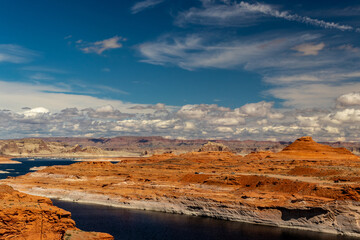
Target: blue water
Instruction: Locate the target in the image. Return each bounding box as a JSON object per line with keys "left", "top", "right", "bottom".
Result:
{"left": 0, "top": 158, "right": 358, "bottom": 240}
{"left": 0, "top": 157, "right": 75, "bottom": 179}
{"left": 52, "top": 200, "right": 357, "bottom": 240}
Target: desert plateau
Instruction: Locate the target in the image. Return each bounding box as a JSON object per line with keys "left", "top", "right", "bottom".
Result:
{"left": 2, "top": 136, "right": 360, "bottom": 238}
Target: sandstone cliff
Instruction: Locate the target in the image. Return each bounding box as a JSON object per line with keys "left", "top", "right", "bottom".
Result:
{"left": 0, "top": 184, "right": 113, "bottom": 239}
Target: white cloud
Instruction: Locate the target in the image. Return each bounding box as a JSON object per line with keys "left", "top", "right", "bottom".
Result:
{"left": 0, "top": 44, "right": 38, "bottom": 63}
{"left": 184, "top": 121, "right": 196, "bottom": 130}
{"left": 325, "top": 109, "right": 360, "bottom": 124}
{"left": 138, "top": 30, "right": 360, "bottom": 109}
{"left": 138, "top": 33, "right": 319, "bottom": 70}
{"left": 2, "top": 92, "right": 360, "bottom": 141}
{"left": 337, "top": 92, "right": 360, "bottom": 107}
{"left": 21, "top": 66, "right": 67, "bottom": 74}
{"left": 0, "top": 80, "right": 157, "bottom": 113}
{"left": 23, "top": 107, "right": 50, "bottom": 118}
{"left": 176, "top": 1, "right": 355, "bottom": 31}
{"left": 296, "top": 116, "right": 319, "bottom": 127}
{"left": 96, "top": 105, "right": 115, "bottom": 113}
{"left": 338, "top": 44, "right": 360, "bottom": 53}
{"left": 129, "top": 103, "right": 165, "bottom": 110}
{"left": 292, "top": 42, "right": 325, "bottom": 56}
{"left": 29, "top": 73, "right": 55, "bottom": 81}
{"left": 267, "top": 82, "right": 360, "bottom": 108}
{"left": 215, "top": 126, "right": 234, "bottom": 133}
{"left": 131, "top": 0, "right": 164, "bottom": 14}
{"left": 177, "top": 104, "right": 210, "bottom": 119}
{"left": 208, "top": 117, "right": 243, "bottom": 126}
{"left": 239, "top": 101, "right": 273, "bottom": 117}
{"left": 78, "top": 36, "right": 125, "bottom": 55}
{"left": 237, "top": 2, "right": 353, "bottom": 31}
{"left": 269, "top": 75, "right": 321, "bottom": 83}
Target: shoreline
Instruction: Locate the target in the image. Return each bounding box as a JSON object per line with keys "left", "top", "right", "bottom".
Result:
{"left": 0, "top": 157, "right": 21, "bottom": 164}
{"left": 6, "top": 184, "right": 360, "bottom": 238}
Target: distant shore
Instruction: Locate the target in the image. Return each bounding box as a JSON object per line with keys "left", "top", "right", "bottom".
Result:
{"left": 0, "top": 157, "right": 21, "bottom": 164}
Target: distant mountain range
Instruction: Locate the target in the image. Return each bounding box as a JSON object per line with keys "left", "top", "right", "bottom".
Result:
{"left": 1, "top": 136, "right": 359, "bottom": 157}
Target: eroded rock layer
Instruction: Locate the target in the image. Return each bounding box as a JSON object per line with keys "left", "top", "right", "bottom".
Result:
{"left": 0, "top": 185, "right": 113, "bottom": 239}
{"left": 3, "top": 137, "right": 360, "bottom": 237}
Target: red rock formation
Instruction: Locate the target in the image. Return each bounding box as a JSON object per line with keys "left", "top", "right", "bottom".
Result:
{"left": 0, "top": 184, "right": 113, "bottom": 239}
{"left": 3, "top": 136, "right": 360, "bottom": 237}
{"left": 269, "top": 136, "right": 359, "bottom": 160}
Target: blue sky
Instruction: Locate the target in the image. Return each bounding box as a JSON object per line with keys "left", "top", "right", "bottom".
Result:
{"left": 1, "top": 0, "right": 360, "bottom": 141}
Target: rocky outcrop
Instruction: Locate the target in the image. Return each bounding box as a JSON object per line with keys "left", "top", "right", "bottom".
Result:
{"left": 3, "top": 136, "right": 360, "bottom": 237}
{"left": 268, "top": 136, "right": 359, "bottom": 160}
{"left": 0, "top": 184, "right": 113, "bottom": 239}
{"left": 198, "top": 142, "right": 232, "bottom": 152}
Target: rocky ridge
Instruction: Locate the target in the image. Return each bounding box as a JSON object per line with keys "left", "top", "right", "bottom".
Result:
{"left": 0, "top": 184, "right": 113, "bottom": 239}
{"left": 1, "top": 136, "right": 360, "bottom": 157}
{"left": 38, "top": 136, "right": 360, "bottom": 155}
{"left": 0, "top": 138, "right": 136, "bottom": 157}
{"left": 3, "top": 136, "right": 360, "bottom": 237}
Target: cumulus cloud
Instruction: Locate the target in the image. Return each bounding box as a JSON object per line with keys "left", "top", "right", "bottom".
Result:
{"left": 292, "top": 42, "right": 325, "bottom": 56}
{"left": 239, "top": 101, "right": 273, "bottom": 117}
{"left": 337, "top": 92, "right": 360, "bottom": 107}
{"left": 131, "top": 0, "right": 164, "bottom": 14}
{"left": 325, "top": 109, "right": 360, "bottom": 124}
{"left": 78, "top": 36, "right": 125, "bottom": 55}
{"left": 23, "top": 107, "right": 50, "bottom": 118}
{"left": 2, "top": 95, "right": 360, "bottom": 141}
{"left": 96, "top": 105, "right": 115, "bottom": 113}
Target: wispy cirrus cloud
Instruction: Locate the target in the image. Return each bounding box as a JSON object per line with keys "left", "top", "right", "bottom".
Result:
{"left": 176, "top": 1, "right": 356, "bottom": 31}
{"left": 0, "top": 44, "right": 38, "bottom": 63}
{"left": 138, "top": 31, "right": 360, "bottom": 108}
{"left": 77, "top": 36, "right": 125, "bottom": 55}
{"left": 138, "top": 32, "right": 321, "bottom": 70}
{"left": 29, "top": 73, "right": 55, "bottom": 81}
{"left": 131, "top": 0, "right": 164, "bottom": 14}
{"left": 21, "top": 66, "right": 67, "bottom": 74}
